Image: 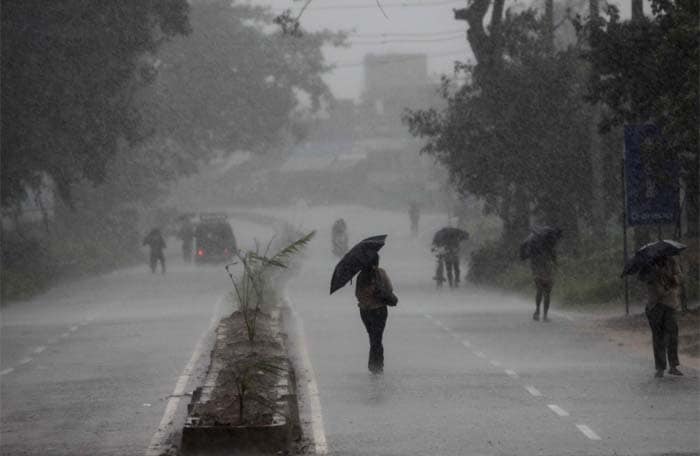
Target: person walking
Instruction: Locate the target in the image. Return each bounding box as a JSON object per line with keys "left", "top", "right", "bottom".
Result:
{"left": 143, "top": 228, "right": 166, "bottom": 274}
{"left": 640, "top": 256, "right": 683, "bottom": 377}
{"left": 178, "top": 218, "right": 195, "bottom": 263}
{"left": 409, "top": 202, "right": 420, "bottom": 236}
{"left": 355, "top": 253, "right": 395, "bottom": 374}
{"left": 530, "top": 247, "right": 556, "bottom": 321}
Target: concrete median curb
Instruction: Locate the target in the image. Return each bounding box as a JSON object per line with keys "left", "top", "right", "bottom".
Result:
{"left": 181, "top": 310, "right": 301, "bottom": 455}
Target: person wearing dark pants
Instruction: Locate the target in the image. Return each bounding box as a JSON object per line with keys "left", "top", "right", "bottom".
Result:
{"left": 641, "top": 256, "right": 683, "bottom": 378}
{"left": 360, "top": 306, "right": 388, "bottom": 373}
{"left": 530, "top": 250, "right": 555, "bottom": 322}
{"left": 444, "top": 252, "right": 460, "bottom": 288}
{"left": 355, "top": 254, "right": 394, "bottom": 374}
{"left": 143, "top": 228, "right": 166, "bottom": 274}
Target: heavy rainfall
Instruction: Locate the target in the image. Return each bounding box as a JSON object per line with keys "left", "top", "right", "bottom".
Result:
{"left": 1, "top": 0, "right": 698, "bottom": 455}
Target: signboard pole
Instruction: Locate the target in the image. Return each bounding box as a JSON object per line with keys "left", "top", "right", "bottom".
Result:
{"left": 621, "top": 158, "right": 630, "bottom": 315}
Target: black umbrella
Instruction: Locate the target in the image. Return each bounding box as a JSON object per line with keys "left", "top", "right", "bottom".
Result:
{"left": 330, "top": 234, "right": 387, "bottom": 294}
{"left": 621, "top": 239, "right": 687, "bottom": 277}
{"left": 432, "top": 227, "right": 469, "bottom": 247}
{"left": 519, "top": 226, "right": 562, "bottom": 260}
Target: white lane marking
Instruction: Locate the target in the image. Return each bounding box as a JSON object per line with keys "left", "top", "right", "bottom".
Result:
{"left": 18, "top": 357, "right": 33, "bottom": 365}
{"left": 47, "top": 338, "right": 58, "bottom": 344}
{"left": 145, "top": 297, "right": 223, "bottom": 456}
{"left": 287, "top": 300, "right": 328, "bottom": 455}
{"left": 424, "top": 314, "right": 433, "bottom": 320}
{"left": 0, "top": 368, "right": 15, "bottom": 376}
{"left": 33, "top": 346, "right": 46, "bottom": 355}
{"left": 461, "top": 340, "right": 471, "bottom": 348}
{"left": 505, "top": 369, "right": 519, "bottom": 379}
{"left": 576, "top": 424, "right": 601, "bottom": 440}
{"left": 474, "top": 351, "right": 486, "bottom": 359}
{"left": 547, "top": 404, "right": 570, "bottom": 417}
{"left": 60, "top": 332, "right": 70, "bottom": 338}
{"left": 525, "top": 385, "right": 542, "bottom": 397}
{"left": 69, "top": 326, "right": 78, "bottom": 332}
{"left": 489, "top": 360, "right": 502, "bottom": 367}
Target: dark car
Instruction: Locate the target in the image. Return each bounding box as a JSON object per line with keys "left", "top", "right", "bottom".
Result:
{"left": 194, "top": 214, "right": 237, "bottom": 263}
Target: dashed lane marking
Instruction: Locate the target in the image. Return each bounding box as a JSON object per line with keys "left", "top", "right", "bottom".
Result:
{"left": 0, "top": 368, "right": 15, "bottom": 376}
{"left": 18, "top": 357, "right": 33, "bottom": 365}
{"left": 576, "top": 424, "right": 601, "bottom": 440}
{"left": 424, "top": 314, "right": 433, "bottom": 320}
{"left": 505, "top": 369, "right": 519, "bottom": 379}
{"left": 525, "top": 385, "right": 542, "bottom": 397}
{"left": 474, "top": 351, "right": 486, "bottom": 359}
{"left": 47, "top": 338, "right": 58, "bottom": 344}
{"left": 461, "top": 340, "right": 471, "bottom": 348}
{"left": 33, "top": 346, "right": 46, "bottom": 355}
{"left": 60, "top": 332, "right": 70, "bottom": 338}
{"left": 69, "top": 326, "right": 78, "bottom": 332}
{"left": 489, "top": 360, "right": 502, "bottom": 367}
{"left": 547, "top": 404, "right": 570, "bottom": 417}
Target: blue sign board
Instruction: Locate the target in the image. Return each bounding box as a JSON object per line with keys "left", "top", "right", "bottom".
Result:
{"left": 624, "top": 125, "right": 679, "bottom": 226}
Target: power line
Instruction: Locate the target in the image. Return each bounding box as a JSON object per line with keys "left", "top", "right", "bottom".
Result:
{"left": 275, "top": 0, "right": 464, "bottom": 11}
{"left": 348, "top": 34, "right": 464, "bottom": 45}
{"left": 350, "top": 29, "right": 464, "bottom": 37}
{"left": 332, "top": 48, "right": 468, "bottom": 68}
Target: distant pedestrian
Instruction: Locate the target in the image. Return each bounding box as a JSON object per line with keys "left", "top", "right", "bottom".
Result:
{"left": 143, "top": 228, "right": 166, "bottom": 274}
{"left": 178, "top": 218, "right": 195, "bottom": 263}
{"left": 639, "top": 256, "right": 683, "bottom": 377}
{"left": 355, "top": 253, "right": 395, "bottom": 374}
{"left": 529, "top": 247, "right": 555, "bottom": 322}
{"left": 331, "top": 218, "right": 349, "bottom": 257}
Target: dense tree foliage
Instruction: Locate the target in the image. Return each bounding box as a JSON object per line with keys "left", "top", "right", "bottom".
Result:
{"left": 404, "top": 9, "right": 615, "bottom": 245}
{"left": 140, "top": 0, "right": 343, "bottom": 165}
{"left": 579, "top": 0, "right": 699, "bottom": 236}
{"left": 1, "top": 0, "right": 190, "bottom": 209}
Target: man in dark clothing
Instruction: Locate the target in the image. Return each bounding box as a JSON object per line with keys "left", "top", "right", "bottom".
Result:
{"left": 640, "top": 256, "right": 683, "bottom": 377}
{"left": 355, "top": 254, "right": 394, "bottom": 374}
{"left": 530, "top": 249, "right": 555, "bottom": 321}
{"left": 143, "top": 228, "right": 166, "bottom": 274}
{"left": 178, "top": 219, "right": 195, "bottom": 263}
{"left": 409, "top": 202, "right": 420, "bottom": 236}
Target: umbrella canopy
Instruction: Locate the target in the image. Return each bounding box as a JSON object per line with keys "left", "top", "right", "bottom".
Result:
{"left": 520, "top": 226, "right": 562, "bottom": 260}
{"left": 622, "top": 239, "right": 687, "bottom": 276}
{"left": 432, "top": 227, "right": 469, "bottom": 248}
{"left": 330, "top": 234, "right": 387, "bottom": 294}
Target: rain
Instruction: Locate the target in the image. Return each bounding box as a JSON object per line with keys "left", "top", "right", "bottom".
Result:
{"left": 1, "top": 0, "right": 698, "bottom": 455}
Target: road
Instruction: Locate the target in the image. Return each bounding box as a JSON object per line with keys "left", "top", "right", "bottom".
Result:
{"left": 2, "top": 205, "right": 698, "bottom": 456}
{"left": 0, "top": 218, "right": 273, "bottom": 456}
{"left": 278, "top": 204, "right": 700, "bottom": 456}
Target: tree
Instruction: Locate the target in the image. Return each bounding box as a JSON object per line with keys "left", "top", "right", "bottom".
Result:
{"left": 405, "top": 9, "right": 603, "bottom": 247}
{"left": 1, "top": 1, "right": 190, "bottom": 209}
{"left": 140, "top": 0, "right": 344, "bottom": 163}
{"left": 579, "top": 0, "right": 699, "bottom": 238}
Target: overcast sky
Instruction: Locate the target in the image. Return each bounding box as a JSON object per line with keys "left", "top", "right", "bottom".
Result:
{"left": 249, "top": 0, "right": 630, "bottom": 101}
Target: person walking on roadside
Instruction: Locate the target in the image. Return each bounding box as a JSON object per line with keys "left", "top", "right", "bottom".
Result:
{"left": 178, "top": 218, "right": 195, "bottom": 263}
{"left": 355, "top": 253, "right": 395, "bottom": 374}
{"left": 530, "top": 247, "right": 556, "bottom": 322}
{"left": 640, "top": 256, "right": 683, "bottom": 377}
{"left": 409, "top": 201, "right": 420, "bottom": 236}
{"left": 143, "top": 228, "right": 166, "bottom": 274}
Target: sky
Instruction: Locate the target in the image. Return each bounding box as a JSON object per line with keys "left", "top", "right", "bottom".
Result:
{"left": 248, "top": 0, "right": 634, "bottom": 101}
{"left": 250, "top": 0, "right": 476, "bottom": 100}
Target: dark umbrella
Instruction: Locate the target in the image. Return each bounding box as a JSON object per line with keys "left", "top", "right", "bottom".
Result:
{"left": 621, "top": 239, "right": 687, "bottom": 277}
{"left": 432, "top": 227, "right": 469, "bottom": 247}
{"left": 330, "top": 234, "right": 387, "bottom": 294}
{"left": 519, "top": 226, "right": 562, "bottom": 260}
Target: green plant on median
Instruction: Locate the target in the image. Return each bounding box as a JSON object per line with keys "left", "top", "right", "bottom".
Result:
{"left": 225, "top": 231, "right": 315, "bottom": 342}
{"left": 230, "top": 354, "right": 288, "bottom": 425}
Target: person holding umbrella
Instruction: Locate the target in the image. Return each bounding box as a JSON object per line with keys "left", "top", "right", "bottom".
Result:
{"left": 624, "top": 240, "right": 685, "bottom": 378}
{"left": 432, "top": 227, "right": 469, "bottom": 288}
{"left": 520, "top": 226, "right": 562, "bottom": 322}
{"left": 331, "top": 235, "right": 397, "bottom": 374}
